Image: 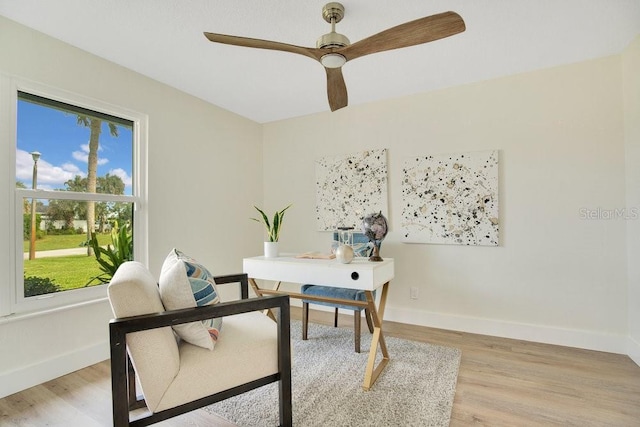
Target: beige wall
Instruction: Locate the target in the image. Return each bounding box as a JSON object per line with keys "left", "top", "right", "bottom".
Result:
{"left": 623, "top": 35, "right": 640, "bottom": 365}
{"left": 0, "top": 14, "right": 637, "bottom": 398}
{"left": 0, "top": 16, "right": 263, "bottom": 397}
{"left": 264, "top": 54, "right": 629, "bottom": 352}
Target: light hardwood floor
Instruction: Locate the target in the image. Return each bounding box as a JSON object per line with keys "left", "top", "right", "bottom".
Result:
{"left": 1, "top": 307, "right": 639, "bottom": 426}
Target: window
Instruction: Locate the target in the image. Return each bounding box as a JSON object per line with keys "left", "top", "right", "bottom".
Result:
{"left": 2, "top": 77, "right": 147, "bottom": 315}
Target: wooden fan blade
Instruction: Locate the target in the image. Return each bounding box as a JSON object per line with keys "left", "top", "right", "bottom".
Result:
{"left": 203, "top": 32, "right": 323, "bottom": 62}
{"left": 326, "top": 67, "right": 348, "bottom": 111}
{"left": 339, "top": 11, "right": 465, "bottom": 62}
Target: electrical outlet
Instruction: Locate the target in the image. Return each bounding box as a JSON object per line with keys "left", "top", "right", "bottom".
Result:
{"left": 410, "top": 287, "right": 419, "bottom": 300}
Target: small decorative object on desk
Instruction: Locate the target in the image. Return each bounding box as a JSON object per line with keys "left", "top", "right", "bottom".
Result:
{"left": 251, "top": 204, "right": 292, "bottom": 258}
{"left": 335, "top": 244, "right": 354, "bottom": 264}
{"left": 296, "top": 252, "right": 336, "bottom": 259}
{"left": 335, "top": 226, "right": 355, "bottom": 264}
{"left": 362, "top": 211, "right": 388, "bottom": 262}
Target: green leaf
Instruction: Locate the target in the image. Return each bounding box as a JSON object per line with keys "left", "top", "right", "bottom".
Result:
{"left": 88, "top": 220, "right": 133, "bottom": 282}
{"left": 250, "top": 204, "right": 291, "bottom": 242}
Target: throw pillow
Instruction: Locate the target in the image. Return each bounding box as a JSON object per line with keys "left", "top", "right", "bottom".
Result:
{"left": 159, "top": 248, "right": 222, "bottom": 350}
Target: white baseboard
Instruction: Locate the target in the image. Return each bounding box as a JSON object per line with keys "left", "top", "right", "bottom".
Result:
{"left": 628, "top": 336, "right": 640, "bottom": 367}
{"left": 299, "top": 300, "right": 628, "bottom": 354}
{"left": 0, "top": 340, "right": 110, "bottom": 399}
{"left": 384, "top": 306, "right": 628, "bottom": 355}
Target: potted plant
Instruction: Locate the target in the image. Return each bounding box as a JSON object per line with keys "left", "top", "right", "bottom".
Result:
{"left": 251, "top": 204, "right": 291, "bottom": 257}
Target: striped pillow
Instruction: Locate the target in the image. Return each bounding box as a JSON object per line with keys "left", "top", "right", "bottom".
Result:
{"left": 159, "top": 249, "right": 223, "bottom": 350}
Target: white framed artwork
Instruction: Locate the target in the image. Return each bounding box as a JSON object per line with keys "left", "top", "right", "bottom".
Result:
{"left": 315, "top": 148, "right": 388, "bottom": 231}
{"left": 401, "top": 150, "right": 499, "bottom": 246}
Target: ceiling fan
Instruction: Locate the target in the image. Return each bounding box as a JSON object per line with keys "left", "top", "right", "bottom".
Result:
{"left": 204, "top": 3, "right": 465, "bottom": 112}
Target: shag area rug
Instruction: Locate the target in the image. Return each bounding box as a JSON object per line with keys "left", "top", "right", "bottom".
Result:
{"left": 206, "top": 320, "right": 461, "bottom": 426}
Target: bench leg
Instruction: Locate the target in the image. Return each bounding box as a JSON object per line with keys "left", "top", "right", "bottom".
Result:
{"left": 333, "top": 308, "right": 339, "bottom": 327}
{"left": 302, "top": 302, "right": 309, "bottom": 340}
{"left": 364, "top": 308, "right": 374, "bottom": 333}
{"left": 354, "top": 310, "right": 361, "bottom": 353}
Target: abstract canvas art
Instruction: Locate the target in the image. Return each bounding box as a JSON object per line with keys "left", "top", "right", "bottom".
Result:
{"left": 315, "top": 148, "right": 388, "bottom": 231}
{"left": 401, "top": 150, "right": 499, "bottom": 246}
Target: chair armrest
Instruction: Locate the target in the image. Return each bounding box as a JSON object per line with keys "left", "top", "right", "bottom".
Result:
{"left": 110, "top": 294, "right": 288, "bottom": 335}
{"left": 213, "top": 273, "right": 249, "bottom": 299}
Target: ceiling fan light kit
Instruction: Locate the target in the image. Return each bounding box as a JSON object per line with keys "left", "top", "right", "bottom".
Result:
{"left": 204, "top": 2, "right": 465, "bottom": 112}
{"left": 320, "top": 53, "right": 347, "bottom": 68}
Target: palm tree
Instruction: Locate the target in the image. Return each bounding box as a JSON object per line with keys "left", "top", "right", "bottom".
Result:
{"left": 76, "top": 116, "right": 118, "bottom": 255}
{"left": 64, "top": 173, "right": 126, "bottom": 232}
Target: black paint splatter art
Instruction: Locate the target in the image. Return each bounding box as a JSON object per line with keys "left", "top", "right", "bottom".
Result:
{"left": 401, "top": 150, "right": 499, "bottom": 246}
{"left": 315, "top": 149, "right": 389, "bottom": 231}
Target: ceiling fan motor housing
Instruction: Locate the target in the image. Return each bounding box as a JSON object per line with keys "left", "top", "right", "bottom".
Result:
{"left": 316, "top": 31, "right": 350, "bottom": 49}
{"left": 317, "top": 2, "right": 350, "bottom": 49}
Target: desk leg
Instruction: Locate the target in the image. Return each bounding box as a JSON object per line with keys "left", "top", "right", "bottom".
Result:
{"left": 248, "top": 278, "right": 281, "bottom": 322}
{"left": 362, "top": 281, "right": 390, "bottom": 391}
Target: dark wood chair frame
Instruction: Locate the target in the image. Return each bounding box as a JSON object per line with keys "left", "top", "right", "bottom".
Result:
{"left": 109, "top": 273, "right": 292, "bottom": 427}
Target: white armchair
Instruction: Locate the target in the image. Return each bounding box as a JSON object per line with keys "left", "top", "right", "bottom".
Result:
{"left": 108, "top": 261, "right": 292, "bottom": 426}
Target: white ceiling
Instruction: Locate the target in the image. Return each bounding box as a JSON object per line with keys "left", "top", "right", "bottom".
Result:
{"left": 1, "top": 0, "right": 639, "bottom": 123}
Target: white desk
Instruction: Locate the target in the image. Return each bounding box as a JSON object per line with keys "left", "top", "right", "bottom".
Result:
{"left": 243, "top": 255, "right": 395, "bottom": 390}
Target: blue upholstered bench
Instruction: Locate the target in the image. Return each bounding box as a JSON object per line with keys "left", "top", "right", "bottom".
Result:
{"left": 301, "top": 232, "right": 376, "bottom": 353}
{"left": 301, "top": 285, "right": 375, "bottom": 353}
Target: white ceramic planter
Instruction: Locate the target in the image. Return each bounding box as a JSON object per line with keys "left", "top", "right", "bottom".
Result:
{"left": 264, "top": 241, "right": 279, "bottom": 258}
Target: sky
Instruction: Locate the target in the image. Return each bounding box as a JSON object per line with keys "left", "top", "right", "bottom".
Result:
{"left": 15, "top": 99, "right": 133, "bottom": 195}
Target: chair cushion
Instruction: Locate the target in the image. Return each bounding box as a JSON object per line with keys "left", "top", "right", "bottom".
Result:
{"left": 108, "top": 261, "right": 180, "bottom": 413}
{"left": 159, "top": 249, "right": 223, "bottom": 350}
{"left": 301, "top": 284, "right": 374, "bottom": 310}
{"left": 154, "top": 311, "right": 280, "bottom": 413}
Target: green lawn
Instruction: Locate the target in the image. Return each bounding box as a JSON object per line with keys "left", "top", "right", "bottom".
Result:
{"left": 24, "top": 255, "right": 105, "bottom": 291}
{"left": 22, "top": 234, "right": 115, "bottom": 293}
{"left": 23, "top": 233, "right": 111, "bottom": 252}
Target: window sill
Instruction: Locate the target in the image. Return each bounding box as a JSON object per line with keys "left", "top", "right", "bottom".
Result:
{"left": 0, "top": 297, "right": 109, "bottom": 325}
